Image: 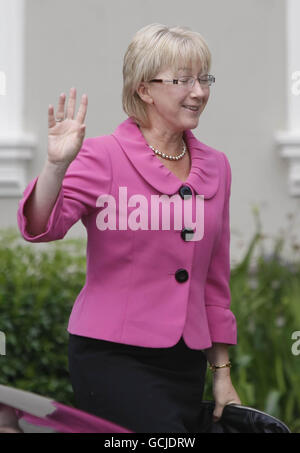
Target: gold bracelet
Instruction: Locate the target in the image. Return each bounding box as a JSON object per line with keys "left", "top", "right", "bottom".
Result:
{"left": 208, "top": 361, "right": 232, "bottom": 373}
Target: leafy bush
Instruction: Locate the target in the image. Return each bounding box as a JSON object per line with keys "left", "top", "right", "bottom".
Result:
{"left": 0, "top": 229, "right": 86, "bottom": 407}
{"left": 1, "top": 210, "right": 300, "bottom": 432}
{"left": 203, "top": 209, "right": 300, "bottom": 433}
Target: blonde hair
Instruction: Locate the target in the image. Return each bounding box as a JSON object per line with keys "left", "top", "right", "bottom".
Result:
{"left": 122, "top": 23, "right": 212, "bottom": 128}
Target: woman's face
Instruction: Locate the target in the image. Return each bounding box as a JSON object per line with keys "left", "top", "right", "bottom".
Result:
{"left": 144, "top": 62, "right": 210, "bottom": 132}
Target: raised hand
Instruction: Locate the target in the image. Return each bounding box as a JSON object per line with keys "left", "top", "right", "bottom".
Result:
{"left": 47, "top": 87, "right": 88, "bottom": 168}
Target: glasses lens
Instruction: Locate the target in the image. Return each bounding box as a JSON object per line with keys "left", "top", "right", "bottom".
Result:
{"left": 198, "top": 76, "right": 211, "bottom": 86}
{"left": 178, "top": 77, "right": 192, "bottom": 87}
{"left": 177, "top": 75, "right": 214, "bottom": 88}
{"left": 204, "top": 75, "right": 215, "bottom": 86}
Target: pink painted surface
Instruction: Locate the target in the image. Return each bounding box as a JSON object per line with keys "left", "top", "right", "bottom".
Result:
{"left": 16, "top": 402, "right": 133, "bottom": 433}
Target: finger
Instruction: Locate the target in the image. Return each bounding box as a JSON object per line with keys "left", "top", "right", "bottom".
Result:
{"left": 213, "top": 406, "right": 224, "bottom": 422}
{"left": 66, "top": 87, "right": 76, "bottom": 119}
{"left": 48, "top": 104, "right": 56, "bottom": 128}
{"left": 56, "top": 93, "right": 66, "bottom": 121}
{"left": 76, "top": 94, "right": 88, "bottom": 124}
{"left": 227, "top": 400, "right": 241, "bottom": 406}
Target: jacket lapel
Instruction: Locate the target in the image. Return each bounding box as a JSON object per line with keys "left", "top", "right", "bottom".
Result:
{"left": 112, "top": 117, "right": 220, "bottom": 199}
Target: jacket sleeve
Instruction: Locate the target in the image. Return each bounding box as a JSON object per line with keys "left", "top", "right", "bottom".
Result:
{"left": 17, "top": 137, "right": 112, "bottom": 243}
{"left": 204, "top": 152, "right": 237, "bottom": 345}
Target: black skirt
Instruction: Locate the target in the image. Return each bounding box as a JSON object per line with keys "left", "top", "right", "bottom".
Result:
{"left": 68, "top": 333, "right": 208, "bottom": 433}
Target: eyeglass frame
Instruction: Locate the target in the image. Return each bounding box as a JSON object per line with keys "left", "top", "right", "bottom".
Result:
{"left": 147, "top": 74, "right": 216, "bottom": 88}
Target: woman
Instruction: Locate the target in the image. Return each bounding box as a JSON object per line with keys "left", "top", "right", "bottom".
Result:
{"left": 17, "top": 23, "right": 241, "bottom": 433}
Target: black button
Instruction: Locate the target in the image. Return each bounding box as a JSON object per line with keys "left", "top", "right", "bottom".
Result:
{"left": 175, "top": 268, "right": 189, "bottom": 283}
{"left": 179, "top": 185, "right": 192, "bottom": 200}
{"left": 181, "top": 228, "right": 194, "bottom": 241}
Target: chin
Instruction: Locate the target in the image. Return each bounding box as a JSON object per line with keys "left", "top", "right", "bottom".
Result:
{"left": 183, "top": 117, "right": 200, "bottom": 130}
{"left": 169, "top": 115, "right": 200, "bottom": 132}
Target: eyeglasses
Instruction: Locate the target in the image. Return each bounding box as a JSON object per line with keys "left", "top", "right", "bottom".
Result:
{"left": 148, "top": 74, "right": 215, "bottom": 89}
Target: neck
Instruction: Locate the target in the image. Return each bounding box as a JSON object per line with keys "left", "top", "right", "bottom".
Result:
{"left": 138, "top": 125, "right": 185, "bottom": 157}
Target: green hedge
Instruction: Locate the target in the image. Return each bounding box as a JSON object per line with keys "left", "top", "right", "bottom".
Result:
{"left": 203, "top": 209, "right": 300, "bottom": 433}
{"left": 0, "top": 229, "right": 86, "bottom": 407}
{"left": 1, "top": 215, "right": 300, "bottom": 432}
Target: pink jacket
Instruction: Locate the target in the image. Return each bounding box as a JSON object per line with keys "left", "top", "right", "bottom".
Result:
{"left": 17, "top": 117, "right": 237, "bottom": 349}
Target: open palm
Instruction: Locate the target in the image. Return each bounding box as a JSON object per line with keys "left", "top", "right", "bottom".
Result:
{"left": 48, "top": 87, "right": 88, "bottom": 167}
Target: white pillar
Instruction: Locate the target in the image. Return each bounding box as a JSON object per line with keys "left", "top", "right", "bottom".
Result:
{"left": 0, "top": 0, "right": 36, "bottom": 197}
{"left": 275, "top": 0, "right": 300, "bottom": 196}
{"left": 288, "top": 0, "right": 300, "bottom": 131}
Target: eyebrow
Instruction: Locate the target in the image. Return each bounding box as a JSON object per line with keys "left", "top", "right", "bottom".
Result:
{"left": 176, "top": 67, "right": 205, "bottom": 74}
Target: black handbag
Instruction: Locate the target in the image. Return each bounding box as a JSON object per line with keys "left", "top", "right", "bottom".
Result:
{"left": 198, "top": 400, "right": 291, "bottom": 433}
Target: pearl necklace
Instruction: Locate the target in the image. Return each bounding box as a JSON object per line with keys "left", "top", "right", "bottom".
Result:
{"left": 148, "top": 140, "right": 187, "bottom": 161}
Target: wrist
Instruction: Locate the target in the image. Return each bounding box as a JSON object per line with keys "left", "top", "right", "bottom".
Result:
{"left": 212, "top": 367, "right": 231, "bottom": 379}
{"left": 44, "top": 159, "right": 69, "bottom": 176}
{"left": 208, "top": 360, "right": 231, "bottom": 372}
{"left": 203, "top": 343, "right": 230, "bottom": 366}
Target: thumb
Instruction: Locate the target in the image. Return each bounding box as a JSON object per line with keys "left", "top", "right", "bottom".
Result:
{"left": 213, "top": 404, "right": 224, "bottom": 423}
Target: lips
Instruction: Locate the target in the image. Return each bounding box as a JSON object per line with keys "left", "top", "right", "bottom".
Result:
{"left": 182, "top": 105, "right": 201, "bottom": 111}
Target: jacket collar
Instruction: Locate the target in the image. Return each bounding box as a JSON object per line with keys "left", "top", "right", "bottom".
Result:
{"left": 112, "top": 117, "right": 219, "bottom": 199}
